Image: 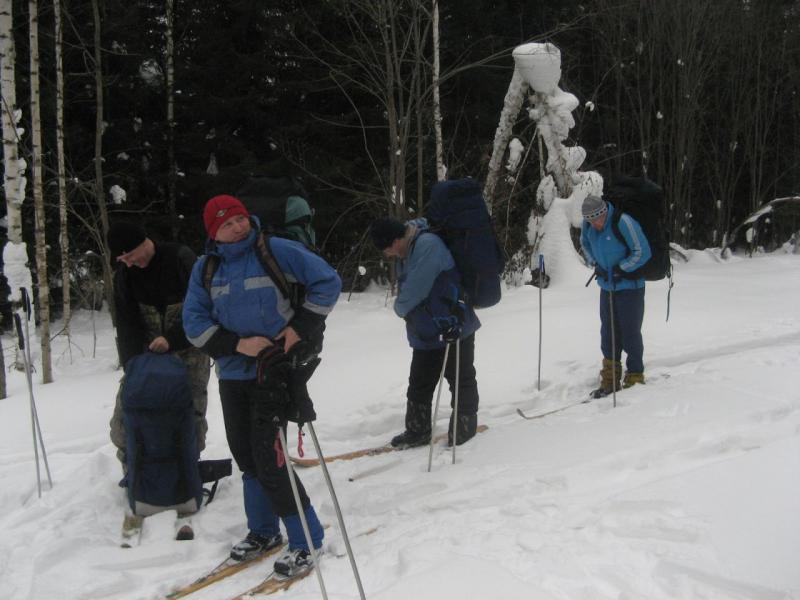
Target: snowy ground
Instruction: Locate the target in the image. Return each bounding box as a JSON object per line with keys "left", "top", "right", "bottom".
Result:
{"left": 1, "top": 249, "right": 799, "bottom": 600}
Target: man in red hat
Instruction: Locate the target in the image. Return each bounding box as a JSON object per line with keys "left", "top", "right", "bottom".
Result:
{"left": 183, "top": 195, "right": 341, "bottom": 578}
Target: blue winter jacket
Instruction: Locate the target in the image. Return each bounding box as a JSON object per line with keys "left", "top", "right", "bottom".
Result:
{"left": 580, "top": 203, "right": 652, "bottom": 291}
{"left": 182, "top": 224, "right": 341, "bottom": 380}
{"left": 395, "top": 219, "right": 480, "bottom": 350}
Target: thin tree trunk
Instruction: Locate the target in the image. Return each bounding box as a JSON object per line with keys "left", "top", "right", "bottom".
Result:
{"left": 165, "top": 0, "right": 177, "bottom": 238}
{"left": 30, "top": 0, "right": 53, "bottom": 383}
{"left": 92, "top": 0, "right": 115, "bottom": 321}
{"left": 432, "top": 0, "right": 445, "bottom": 183}
{"left": 54, "top": 0, "right": 71, "bottom": 354}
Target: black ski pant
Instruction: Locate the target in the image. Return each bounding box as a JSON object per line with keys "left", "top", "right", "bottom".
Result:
{"left": 219, "top": 379, "right": 309, "bottom": 517}
{"left": 405, "top": 334, "right": 479, "bottom": 434}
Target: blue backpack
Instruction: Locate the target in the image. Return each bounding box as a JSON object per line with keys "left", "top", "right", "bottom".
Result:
{"left": 425, "top": 178, "right": 505, "bottom": 308}
{"left": 122, "top": 353, "right": 203, "bottom": 516}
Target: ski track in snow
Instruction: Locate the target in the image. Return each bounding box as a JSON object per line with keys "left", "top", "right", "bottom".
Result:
{"left": 1, "top": 254, "right": 799, "bottom": 599}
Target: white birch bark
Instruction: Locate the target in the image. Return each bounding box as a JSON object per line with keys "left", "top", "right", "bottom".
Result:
{"left": 30, "top": 0, "right": 53, "bottom": 383}
{"left": 166, "top": 0, "right": 177, "bottom": 237}
{"left": 54, "top": 0, "right": 71, "bottom": 351}
{"left": 2, "top": 0, "right": 37, "bottom": 373}
{"left": 431, "top": 0, "right": 445, "bottom": 182}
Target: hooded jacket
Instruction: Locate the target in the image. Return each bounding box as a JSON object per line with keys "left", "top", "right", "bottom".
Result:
{"left": 395, "top": 219, "right": 480, "bottom": 350}
{"left": 182, "top": 224, "right": 341, "bottom": 379}
{"left": 580, "top": 203, "right": 651, "bottom": 292}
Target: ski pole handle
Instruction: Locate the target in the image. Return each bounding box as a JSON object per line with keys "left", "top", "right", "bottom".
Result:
{"left": 20, "top": 287, "right": 32, "bottom": 320}
{"left": 538, "top": 254, "right": 544, "bottom": 275}
{"left": 14, "top": 313, "right": 25, "bottom": 350}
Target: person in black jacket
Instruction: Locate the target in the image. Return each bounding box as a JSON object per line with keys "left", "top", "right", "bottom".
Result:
{"left": 107, "top": 221, "right": 210, "bottom": 468}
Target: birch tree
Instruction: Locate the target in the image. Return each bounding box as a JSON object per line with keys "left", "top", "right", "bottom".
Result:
{"left": 165, "top": 0, "right": 177, "bottom": 238}
{"left": 431, "top": 0, "right": 444, "bottom": 183}
{"left": 29, "top": 0, "right": 53, "bottom": 383}
{"left": 54, "top": 0, "right": 70, "bottom": 349}
{"left": 2, "top": 0, "right": 36, "bottom": 378}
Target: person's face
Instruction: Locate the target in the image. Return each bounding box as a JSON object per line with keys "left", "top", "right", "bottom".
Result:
{"left": 116, "top": 239, "right": 155, "bottom": 268}
{"left": 382, "top": 236, "right": 407, "bottom": 259}
{"left": 215, "top": 214, "right": 251, "bottom": 244}
{"left": 588, "top": 212, "right": 607, "bottom": 231}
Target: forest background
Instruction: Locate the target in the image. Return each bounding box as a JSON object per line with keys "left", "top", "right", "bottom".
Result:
{"left": 1, "top": 0, "right": 799, "bottom": 386}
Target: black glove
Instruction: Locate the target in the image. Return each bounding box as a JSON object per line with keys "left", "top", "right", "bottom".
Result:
{"left": 434, "top": 315, "right": 462, "bottom": 343}
{"left": 256, "top": 344, "right": 292, "bottom": 387}
{"left": 285, "top": 356, "right": 320, "bottom": 424}
{"left": 612, "top": 265, "right": 625, "bottom": 281}
{"left": 593, "top": 266, "right": 608, "bottom": 280}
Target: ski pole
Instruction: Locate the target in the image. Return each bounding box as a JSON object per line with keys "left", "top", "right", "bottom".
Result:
{"left": 609, "top": 285, "right": 617, "bottom": 409}
{"left": 274, "top": 419, "right": 328, "bottom": 599}
{"left": 427, "top": 342, "right": 451, "bottom": 473}
{"left": 451, "top": 337, "right": 461, "bottom": 465}
{"left": 305, "top": 422, "right": 366, "bottom": 600}
{"left": 15, "top": 289, "right": 53, "bottom": 497}
{"left": 537, "top": 254, "right": 544, "bottom": 391}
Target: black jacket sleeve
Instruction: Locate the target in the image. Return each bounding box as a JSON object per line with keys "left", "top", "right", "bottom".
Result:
{"left": 113, "top": 268, "right": 146, "bottom": 368}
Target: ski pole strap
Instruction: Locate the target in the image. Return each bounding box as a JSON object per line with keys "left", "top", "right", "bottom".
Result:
{"left": 20, "top": 288, "right": 31, "bottom": 319}
{"left": 274, "top": 429, "right": 285, "bottom": 468}
{"left": 204, "top": 480, "right": 220, "bottom": 505}
{"left": 13, "top": 314, "right": 25, "bottom": 349}
{"left": 297, "top": 427, "right": 305, "bottom": 458}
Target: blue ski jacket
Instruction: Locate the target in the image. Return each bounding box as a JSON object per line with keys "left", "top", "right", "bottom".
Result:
{"left": 183, "top": 224, "right": 341, "bottom": 380}
{"left": 580, "top": 203, "right": 652, "bottom": 291}
{"left": 395, "top": 219, "right": 480, "bottom": 350}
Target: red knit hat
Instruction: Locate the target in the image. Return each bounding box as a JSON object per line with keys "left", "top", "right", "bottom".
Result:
{"left": 203, "top": 195, "right": 250, "bottom": 239}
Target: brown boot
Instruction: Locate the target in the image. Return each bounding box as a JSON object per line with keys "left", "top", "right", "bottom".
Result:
{"left": 622, "top": 371, "right": 645, "bottom": 388}
{"left": 591, "top": 358, "right": 622, "bottom": 398}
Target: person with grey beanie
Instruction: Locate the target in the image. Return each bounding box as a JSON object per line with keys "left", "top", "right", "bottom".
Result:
{"left": 580, "top": 194, "right": 651, "bottom": 398}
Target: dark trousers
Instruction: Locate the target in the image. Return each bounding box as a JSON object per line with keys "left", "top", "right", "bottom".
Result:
{"left": 406, "top": 334, "right": 479, "bottom": 434}
{"left": 219, "top": 379, "right": 309, "bottom": 517}
{"left": 599, "top": 287, "right": 645, "bottom": 373}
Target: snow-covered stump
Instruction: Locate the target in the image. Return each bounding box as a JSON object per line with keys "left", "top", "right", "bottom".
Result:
{"left": 510, "top": 42, "right": 602, "bottom": 286}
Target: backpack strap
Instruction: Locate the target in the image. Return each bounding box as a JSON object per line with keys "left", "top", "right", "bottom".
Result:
{"left": 254, "top": 233, "right": 293, "bottom": 303}
{"left": 202, "top": 234, "right": 297, "bottom": 310}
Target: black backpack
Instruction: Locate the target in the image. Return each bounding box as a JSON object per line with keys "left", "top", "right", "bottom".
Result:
{"left": 122, "top": 353, "right": 203, "bottom": 516}
{"left": 425, "top": 178, "right": 506, "bottom": 308}
{"left": 236, "top": 175, "right": 316, "bottom": 249}
{"left": 603, "top": 176, "right": 672, "bottom": 282}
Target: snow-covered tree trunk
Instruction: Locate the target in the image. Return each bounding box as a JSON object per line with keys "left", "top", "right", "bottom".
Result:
{"left": 483, "top": 68, "right": 529, "bottom": 214}
{"left": 54, "top": 0, "right": 71, "bottom": 350}
{"left": 30, "top": 0, "right": 53, "bottom": 383}
{"left": 2, "top": 0, "right": 37, "bottom": 377}
{"left": 91, "top": 0, "right": 115, "bottom": 321}
{"left": 431, "top": 0, "right": 445, "bottom": 183}
{"left": 165, "top": 0, "right": 178, "bottom": 238}
{"left": 506, "top": 43, "right": 602, "bottom": 286}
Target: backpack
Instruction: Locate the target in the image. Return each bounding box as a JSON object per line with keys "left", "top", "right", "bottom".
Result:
{"left": 236, "top": 175, "right": 316, "bottom": 248}
{"left": 122, "top": 353, "right": 203, "bottom": 516}
{"left": 425, "top": 178, "right": 506, "bottom": 308}
{"left": 603, "top": 176, "right": 672, "bottom": 281}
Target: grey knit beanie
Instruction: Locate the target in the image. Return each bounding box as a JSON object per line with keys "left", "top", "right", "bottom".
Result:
{"left": 582, "top": 195, "right": 607, "bottom": 221}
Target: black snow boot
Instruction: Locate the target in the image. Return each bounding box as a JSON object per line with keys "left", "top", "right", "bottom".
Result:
{"left": 390, "top": 429, "right": 431, "bottom": 448}
{"left": 447, "top": 413, "right": 477, "bottom": 446}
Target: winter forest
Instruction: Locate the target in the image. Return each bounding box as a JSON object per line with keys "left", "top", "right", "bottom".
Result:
{"left": 2, "top": 2, "right": 800, "bottom": 599}
{"left": 1, "top": 0, "right": 800, "bottom": 386}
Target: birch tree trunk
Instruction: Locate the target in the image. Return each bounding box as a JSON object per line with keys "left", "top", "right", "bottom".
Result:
{"left": 165, "top": 0, "right": 177, "bottom": 238}
{"left": 30, "top": 0, "right": 53, "bottom": 383}
{"left": 2, "top": 0, "right": 35, "bottom": 378}
{"left": 54, "top": 0, "right": 71, "bottom": 351}
{"left": 92, "top": 0, "right": 115, "bottom": 321}
{"left": 432, "top": 0, "right": 445, "bottom": 183}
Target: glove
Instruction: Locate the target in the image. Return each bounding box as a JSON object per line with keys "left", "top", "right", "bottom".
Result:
{"left": 285, "top": 356, "right": 321, "bottom": 425}
{"left": 434, "top": 315, "right": 462, "bottom": 343}
{"left": 593, "top": 266, "right": 608, "bottom": 280}
{"left": 612, "top": 265, "right": 625, "bottom": 281}
{"left": 256, "top": 344, "right": 292, "bottom": 387}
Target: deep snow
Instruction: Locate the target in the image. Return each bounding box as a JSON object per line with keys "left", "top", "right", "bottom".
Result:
{"left": 1, "top": 250, "right": 799, "bottom": 600}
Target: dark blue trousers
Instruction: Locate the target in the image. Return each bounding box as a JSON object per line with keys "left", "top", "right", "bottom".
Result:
{"left": 599, "top": 287, "right": 645, "bottom": 373}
